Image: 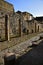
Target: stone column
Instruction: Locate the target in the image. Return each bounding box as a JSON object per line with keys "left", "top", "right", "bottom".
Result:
{"left": 7, "top": 15, "right": 10, "bottom": 41}
{"left": 19, "top": 13, "right": 23, "bottom": 36}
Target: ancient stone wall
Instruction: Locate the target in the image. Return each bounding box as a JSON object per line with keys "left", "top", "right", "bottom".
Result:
{"left": 33, "top": 20, "right": 43, "bottom": 33}
{"left": 0, "top": 16, "right": 5, "bottom": 39}
{"left": 0, "top": 0, "right": 14, "bottom": 40}
{"left": 0, "top": 0, "right": 14, "bottom": 13}
{"left": 0, "top": 0, "right": 43, "bottom": 40}
{"left": 12, "top": 11, "right": 34, "bottom": 35}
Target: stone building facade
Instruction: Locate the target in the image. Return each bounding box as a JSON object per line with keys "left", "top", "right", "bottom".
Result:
{"left": 21, "top": 12, "right": 33, "bottom": 34}
{"left": 34, "top": 17, "right": 43, "bottom": 32}
{"left": 13, "top": 11, "right": 34, "bottom": 35}
{"left": 0, "top": 0, "right": 43, "bottom": 41}
{"left": 0, "top": 0, "right": 14, "bottom": 40}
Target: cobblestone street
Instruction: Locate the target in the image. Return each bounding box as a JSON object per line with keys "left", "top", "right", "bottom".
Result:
{"left": 0, "top": 33, "right": 43, "bottom": 65}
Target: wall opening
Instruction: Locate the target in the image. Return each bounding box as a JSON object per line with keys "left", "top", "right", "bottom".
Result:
{"left": 19, "top": 19, "right": 21, "bottom": 36}
{"left": 38, "top": 25, "right": 39, "bottom": 32}
{"left": 5, "top": 15, "right": 8, "bottom": 40}
{"left": 35, "top": 23, "right": 37, "bottom": 33}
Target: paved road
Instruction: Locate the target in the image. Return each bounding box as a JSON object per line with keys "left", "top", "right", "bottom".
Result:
{"left": 17, "top": 40, "right": 43, "bottom": 65}
{"left": 1, "top": 35, "right": 40, "bottom": 56}
{"left": 0, "top": 33, "right": 42, "bottom": 57}
{"left": 0, "top": 33, "right": 43, "bottom": 65}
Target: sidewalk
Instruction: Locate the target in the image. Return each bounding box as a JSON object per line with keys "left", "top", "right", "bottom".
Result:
{"left": 0, "top": 33, "right": 43, "bottom": 65}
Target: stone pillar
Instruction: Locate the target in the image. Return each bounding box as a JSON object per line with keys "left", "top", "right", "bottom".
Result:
{"left": 7, "top": 15, "right": 10, "bottom": 41}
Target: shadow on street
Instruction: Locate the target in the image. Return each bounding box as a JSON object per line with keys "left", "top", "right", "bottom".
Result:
{"left": 16, "top": 40, "right": 43, "bottom": 65}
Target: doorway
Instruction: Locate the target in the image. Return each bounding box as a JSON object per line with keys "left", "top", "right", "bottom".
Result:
{"left": 5, "top": 15, "right": 8, "bottom": 40}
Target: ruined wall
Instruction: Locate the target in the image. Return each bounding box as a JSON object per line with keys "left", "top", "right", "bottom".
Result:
{"left": 22, "top": 12, "right": 33, "bottom": 34}
{"left": 34, "top": 18, "right": 43, "bottom": 33}
{"left": 0, "top": 16, "right": 5, "bottom": 39}
{"left": 0, "top": 0, "right": 14, "bottom": 13}
{"left": 12, "top": 11, "right": 34, "bottom": 35}
{"left": 0, "top": 0, "right": 43, "bottom": 40}
{"left": 12, "top": 13, "right": 20, "bottom": 35}
{"left": 0, "top": 0, "right": 14, "bottom": 40}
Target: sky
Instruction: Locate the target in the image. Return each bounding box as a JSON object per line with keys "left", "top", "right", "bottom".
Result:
{"left": 5, "top": 0, "right": 43, "bottom": 17}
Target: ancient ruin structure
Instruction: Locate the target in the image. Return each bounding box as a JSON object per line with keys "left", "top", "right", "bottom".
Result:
{"left": 0, "top": 0, "right": 14, "bottom": 41}
{"left": 0, "top": 0, "right": 43, "bottom": 41}
{"left": 34, "top": 17, "right": 43, "bottom": 32}
{"left": 14, "top": 11, "right": 34, "bottom": 35}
